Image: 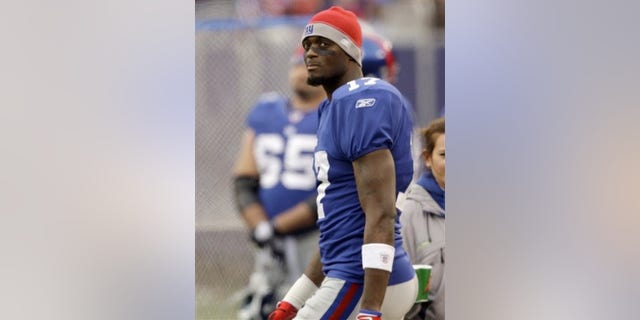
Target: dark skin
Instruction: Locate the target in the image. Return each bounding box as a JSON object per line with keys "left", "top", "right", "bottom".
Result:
{"left": 302, "top": 36, "right": 364, "bottom": 101}
{"left": 301, "top": 36, "right": 397, "bottom": 313}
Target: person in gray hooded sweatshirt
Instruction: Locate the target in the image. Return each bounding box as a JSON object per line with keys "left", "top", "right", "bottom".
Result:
{"left": 398, "top": 117, "right": 445, "bottom": 320}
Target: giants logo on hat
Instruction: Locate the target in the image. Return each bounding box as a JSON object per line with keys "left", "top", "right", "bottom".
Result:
{"left": 305, "top": 25, "right": 314, "bottom": 35}
{"left": 301, "top": 7, "right": 363, "bottom": 66}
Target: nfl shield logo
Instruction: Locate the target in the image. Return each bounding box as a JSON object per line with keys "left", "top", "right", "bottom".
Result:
{"left": 305, "top": 25, "right": 314, "bottom": 35}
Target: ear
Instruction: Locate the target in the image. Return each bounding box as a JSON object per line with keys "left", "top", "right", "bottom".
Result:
{"left": 422, "top": 150, "right": 431, "bottom": 168}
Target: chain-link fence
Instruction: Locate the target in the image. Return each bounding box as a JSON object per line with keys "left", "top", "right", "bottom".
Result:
{"left": 196, "top": 1, "right": 439, "bottom": 318}
{"left": 196, "top": 19, "right": 310, "bottom": 319}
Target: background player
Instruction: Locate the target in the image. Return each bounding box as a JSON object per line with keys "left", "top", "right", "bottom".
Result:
{"left": 269, "top": 6, "right": 417, "bottom": 320}
{"left": 233, "top": 48, "right": 326, "bottom": 320}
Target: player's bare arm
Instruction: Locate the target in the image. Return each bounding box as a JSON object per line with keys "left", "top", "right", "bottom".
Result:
{"left": 271, "top": 197, "right": 318, "bottom": 233}
{"left": 303, "top": 248, "right": 325, "bottom": 286}
{"left": 353, "top": 148, "right": 397, "bottom": 312}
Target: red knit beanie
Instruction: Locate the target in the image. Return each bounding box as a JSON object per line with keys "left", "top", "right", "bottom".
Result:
{"left": 302, "top": 6, "right": 363, "bottom": 66}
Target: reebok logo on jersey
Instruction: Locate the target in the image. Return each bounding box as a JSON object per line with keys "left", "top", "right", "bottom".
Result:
{"left": 355, "top": 98, "right": 376, "bottom": 108}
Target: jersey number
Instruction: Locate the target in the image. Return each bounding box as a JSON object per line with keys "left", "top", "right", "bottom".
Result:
{"left": 314, "top": 151, "right": 330, "bottom": 219}
{"left": 254, "top": 134, "right": 317, "bottom": 190}
{"left": 347, "top": 77, "right": 379, "bottom": 91}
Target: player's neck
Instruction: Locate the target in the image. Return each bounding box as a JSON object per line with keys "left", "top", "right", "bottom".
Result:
{"left": 324, "top": 67, "right": 363, "bottom": 101}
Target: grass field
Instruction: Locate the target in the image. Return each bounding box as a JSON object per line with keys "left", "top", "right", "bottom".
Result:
{"left": 196, "top": 229, "right": 254, "bottom": 320}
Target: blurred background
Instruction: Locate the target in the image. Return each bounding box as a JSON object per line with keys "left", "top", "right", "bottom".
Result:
{"left": 196, "top": 0, "right": 444, "bottom": 318}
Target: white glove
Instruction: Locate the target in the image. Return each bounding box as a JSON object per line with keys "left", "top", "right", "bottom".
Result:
{"left": 252, "top": 221, "right": 274, "bottom": 247}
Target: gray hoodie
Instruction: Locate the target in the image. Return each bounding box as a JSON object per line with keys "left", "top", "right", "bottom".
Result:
{"left": 398, "top": 183, "right": 445, "bottom": 320}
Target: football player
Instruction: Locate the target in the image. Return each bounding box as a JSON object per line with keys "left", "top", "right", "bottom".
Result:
{"left": 269, "top": 7, "right": 417, "bottom": 320}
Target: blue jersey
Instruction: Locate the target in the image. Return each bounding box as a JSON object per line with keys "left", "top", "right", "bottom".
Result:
{"left": 247, "top": 93, "right": 318, "bottom": 221}
{"left": 313, "top": 78, "right": 415, "bottom": 284}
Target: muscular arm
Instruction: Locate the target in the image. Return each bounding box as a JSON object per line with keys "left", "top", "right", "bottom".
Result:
{"left": 303, "top": 248, "right": 325, "bottom": 286}
{"left": 272, "top": 195, "right": 318, "bottom": 233}
{"left": 353, "top": 148, "right": 397, "bottom": 312}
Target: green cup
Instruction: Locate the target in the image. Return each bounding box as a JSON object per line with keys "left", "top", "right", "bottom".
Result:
{"left": 413, "top": 264, "right": 432, "bottom": 303}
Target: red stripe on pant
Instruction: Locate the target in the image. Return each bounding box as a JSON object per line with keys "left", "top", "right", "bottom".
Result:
{"left": 329, "top": 283, "right": 359, "bottom": 320}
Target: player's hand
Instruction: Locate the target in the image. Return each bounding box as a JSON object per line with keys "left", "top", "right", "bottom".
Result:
{"left": 251, "top": 221, "right": 286, "bottom": 261}
{"left": 251, "top": 220, "right": 274, "bottom": 247}
{"left": 267, "top": 301, "right": 298, "bottom": 320}
{"left": 356, "top": 309, "right": 382, "bottom": 320}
